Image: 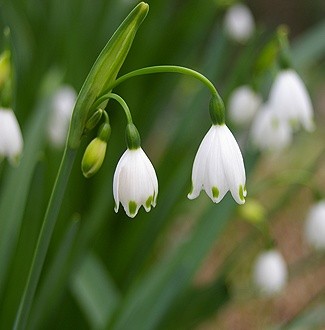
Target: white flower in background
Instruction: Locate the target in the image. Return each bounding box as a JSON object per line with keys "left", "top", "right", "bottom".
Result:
{"left": 48, "top": 85, "right": 77, "bottom": 148}
{"left": 188, "top": 124, "right": 246, "bottom": 204}
{"left": 228, "top": 85, "right": 262, "bottom": 126}
{"left": 113, "top": 148, "right": 158, "bottom": 218}
{"left": 304, "top": 201, "right": 325, "bottom": 250}
{"left": 224, "top": 3, "right": 255, "bottom": 43}
{"left": 253, "top": 249, "right": 288, "bottom": 296}
{"left": 250, "top": 104, "right": 292, "bottom": 151}
{"left": 0, "top": 108, "right": 23, "bottom": 165}
{"left": 269, "top": 69, "right": 314, "bottom": 131}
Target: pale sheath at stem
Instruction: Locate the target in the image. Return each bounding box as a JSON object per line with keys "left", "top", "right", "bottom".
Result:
{"left": 113, "top": 148, "right": 158, "bottom": 218}
{"left": 188, "top": 124, "right": 246, "bottom": 205}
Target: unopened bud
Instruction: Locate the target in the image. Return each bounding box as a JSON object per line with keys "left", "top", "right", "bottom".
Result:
{"left": 84, "top": 109, "right": 103, "bottom": 134}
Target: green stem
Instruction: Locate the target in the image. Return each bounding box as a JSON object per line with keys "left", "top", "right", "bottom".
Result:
{"left": 108, "top": 65, "right": 219, "bottom": 97}
{"left": 14, "top": 147, "right": 77, "bottom": 330}
{"left": 92, "top": 92, "right": 133, "bottom": 124}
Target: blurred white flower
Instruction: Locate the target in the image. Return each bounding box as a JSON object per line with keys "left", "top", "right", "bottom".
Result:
{"left": 269, "top": 69, "right": 314, "bottom": 131}
{"left": 0, "top": 108, "right": 23, "bottom": 165}
{"left": 113, "top": 148, "right": 158, "bottom": 218}
{"left": 253, "top": 249, "right": 288, "bottom": 296}
{"left": 188, "top": 124, "right": 246, "bottom": 204}
{"left": 304, "top": 200, "right": 325, "bottom": 250}
{"left": 228, "top": 85, "right": 262, "bottom": 126}
{"left": 224, "top": 3, "right": 255, "bottom": 43}
{"left": 250, "top": 103, "right": 292, "bottom": 151}
{"left": 48, "top": 85, "right": 77, "bottom": 148}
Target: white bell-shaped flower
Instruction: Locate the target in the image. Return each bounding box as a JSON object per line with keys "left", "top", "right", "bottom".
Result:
{"left": 0, "top": 108, "right": 23, "bottom": 165}
{"left": 48, "top": 85, "right": 77, "bottom": 148}
{"left": 113, "top": 148, "right": 158, "bottom": 218}
{"left": 228, "top": 85, "right": 262, "bottom": 126}
{"left": 253, "top": 249, "right": 288, "bottom": 296}
{"left": 269, "top": 69, "right": 314, "bottom": 131}
{"left": 224, "top": 3, "right": 255, "bottom": 43}
{"left": 250, "top": 103, "right": 292, "bottom": 151}
{"left": 304, "top": 201, "right": 325, "bottom": 250}
{"left": 188, "top": 124, "right": 246, "bottom": 204}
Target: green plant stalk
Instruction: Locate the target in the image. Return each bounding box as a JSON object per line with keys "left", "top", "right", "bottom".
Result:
{"left": 14, "top": 147, "right": 77, "bottom": 330}
{"left": 93, "top": 92, "right": 133, "bottom": 124}
{"left": 108, "top": 65, "right": 219, "bottom": 97}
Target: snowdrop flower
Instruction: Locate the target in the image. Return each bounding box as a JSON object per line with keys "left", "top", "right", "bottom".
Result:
{"left": 250, "top": 103, "right": 292, "bottom": 151}
{"left": 228, "top": 85, "right": 262, "bottom": 126}
{"left": 253, "top": 249, "right": 288, "bottom": 296}
{"left": 113, "top": 147, "right": 158, "bottom": 218}
{"left": 304, "top": 201, "right": 325, "bottom": 250}
{"left": 188, "top": 124, "right": 246, "bottom": 204}
{"left": 0, "top": 108, "right": 23, "bottom": 165}
{"left": 224, "top": 3, "right": 255, "bottom": 43}
{"left": 48, "top": 85, "right": 77, "bottom": 148}
{"left": 269, "top": 69, "right": 314, "bottom": 131}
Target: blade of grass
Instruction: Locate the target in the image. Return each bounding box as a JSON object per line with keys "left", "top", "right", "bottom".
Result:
{"left": 70, "top": 252, "right": 120, "bottom": 330}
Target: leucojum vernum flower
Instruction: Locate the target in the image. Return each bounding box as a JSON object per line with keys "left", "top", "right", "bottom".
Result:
{"left": 10, "top": 4, "right": 320, "bottom": 329}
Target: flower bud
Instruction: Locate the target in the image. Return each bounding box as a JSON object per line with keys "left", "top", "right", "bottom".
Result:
{"left": 81, "top": 122, "right": 111, "bottom": 178}
{"left": 81, "top": 138, "right": 107, "bottom": 178}
{"left": 83, "top": 109, "right": 103, "bottom": 134}
{"left": 0, "top": 50, "right": 10, "bottom": 90}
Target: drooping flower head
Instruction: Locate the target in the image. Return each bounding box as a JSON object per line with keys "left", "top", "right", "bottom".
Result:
{"left": 113, "top": 123, "right": 158, "bottom": 218}
{"left": 0, "top": 108, "right": 23, "bottom": 165}
{"left": 48, "top": 85, "right": 77, "bottom": 148}
{"left": 228, "top": 85, "right": 262, "bottom": 126}
{"left": 188, "top": 124, "right": 246, "bottom": 204}
{"left": 253, "top": 249, "right": 288, "bottom": 296}
{"left": 224, "top": 3, "right": 255, "bottom": 43}
{"left": 269, "top": 69, "right": 314, "bottom": 131}
{"left": 250, "top": 103, "right": 292, "bottom": 152}
{"left": 304, "top": 200, "right": 325, "bottom": 250}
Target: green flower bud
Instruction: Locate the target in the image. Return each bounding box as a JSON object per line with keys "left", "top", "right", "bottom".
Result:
{"left": 81, "top": 138, "right": 107, "bottom": 178}
{"left": 0, "top": 50, "right": 10, "bottom": 90}
{"left": 239, "top": 198, "right": 266, "bottom": 224}
{"left": 68, "top": 2, "right": 149, "bottom": 149}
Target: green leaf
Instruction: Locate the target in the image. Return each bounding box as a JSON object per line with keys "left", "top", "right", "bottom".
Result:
{"left": 68, "top": 2, "right": 149, "bottom": 149}
{"left": 70, "top": 252, "right": 120, "bottom": 330}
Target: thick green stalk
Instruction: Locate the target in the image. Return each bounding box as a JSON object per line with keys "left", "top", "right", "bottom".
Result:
{"left": 14, "top": 147, "right": 77, "bottom": 330}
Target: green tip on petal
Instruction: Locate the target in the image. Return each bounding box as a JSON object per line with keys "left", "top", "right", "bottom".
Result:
{"left": 145, "top": 196, "right": 153, "bottom": 209}
{"left": 239, "top": 185, "right": 246, "bottom": 202}
{"left": 128, "top": 201, "right": 137, "bottom": 216}
{"left": 212, "top": 186, "right": 219, "bottom": 199}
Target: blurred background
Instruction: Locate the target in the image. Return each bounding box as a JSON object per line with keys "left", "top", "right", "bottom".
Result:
{"left": 0, "top": 0, "right": 324, "bottom": 329}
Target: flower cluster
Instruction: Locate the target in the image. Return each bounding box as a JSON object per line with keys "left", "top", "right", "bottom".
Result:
{"left": 249, "top": 69, "right": 314, "bottom": 152}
